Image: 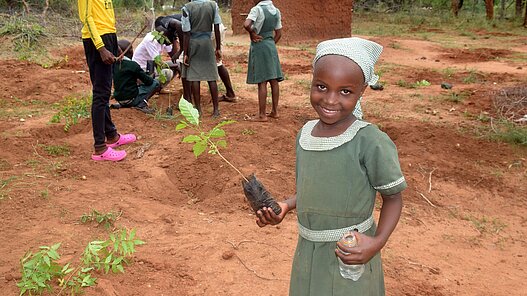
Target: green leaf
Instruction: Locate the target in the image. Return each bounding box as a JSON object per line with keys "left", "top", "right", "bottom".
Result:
{"left": 129, "top": 229, "right": 136, "bottom": 240}
{"left": 176, "top": 121, "right": 188, "bottom": 131}
{"left": 214, "top": 120, "right": 236, "bottom": 129}
{"left": 50, "top": 243, "right": 61, "bottom": 251}
{"left": 178, "top": 97, "right": 199, "bottom": 126}
{"left": 216, "top": 140, "right": 227, "bottom": 148}
{"left": 116, "top": 265, "right": 125, "bottom": 273}
{"left": 182, "top": 135, "right": 202, "bottom": 143}
{"left": 209, "top": 128, "right": 225, "bottom": 138}
{"left": 192, "top": 140, "right": 207, "bottom": 158}
{"left": 43, "top": 256, "right": 50, "bottom": 267}
{"left": 133, "top": 239, "right": 145, "bottom": 245}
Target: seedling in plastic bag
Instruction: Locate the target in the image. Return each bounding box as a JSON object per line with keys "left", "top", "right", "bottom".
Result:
{"left": 176, "top": 98, "right": 282, "bottom": 215}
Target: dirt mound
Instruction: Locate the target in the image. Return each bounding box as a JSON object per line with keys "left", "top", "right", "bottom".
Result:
{"left": 440, "top": 47, "right": 513, "bottom": 63}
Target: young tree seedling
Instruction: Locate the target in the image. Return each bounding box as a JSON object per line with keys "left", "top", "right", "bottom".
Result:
{"left": 176, "top": 98, "right": 282, "bottom": 215}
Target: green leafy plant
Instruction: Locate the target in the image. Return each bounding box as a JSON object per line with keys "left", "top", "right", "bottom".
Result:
{"left": 397, "top": 79, "right": 431, "bottom": 88}
{"left": 80, "top": 209, "right": 122, "bottom": 230}
{"left": 17, "top": 229, "right": 144, "bottom": 296}
{"left": 153, "top": 55, "right": 170, "bottom": 84}
{"left": 176, "top": 98, "right": 248, "bottom": 181}
{"left": 151, "top": 30, "right": 171, "bottom": 45}
{"left": 17, "top": 243, "right": 66, "bottom": 296}
{"left": 50, "top": 95, "right": 91, "bottom": 132}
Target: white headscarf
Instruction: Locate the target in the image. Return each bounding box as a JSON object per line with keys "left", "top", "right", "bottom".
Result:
{"left": 313, "top": 37, "right": 383, "bottom": 86}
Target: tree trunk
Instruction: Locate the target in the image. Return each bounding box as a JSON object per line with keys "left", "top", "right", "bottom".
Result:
{"left": 42, "top": 0, "right": 49, "bottom": 18}
{"left": 21, "top": 0, "right": 30, "bottom": 14}
{"left": 524, "top": 3, "right": 527, "bottom": 27}
{"left": 500, "top": 0, "right": 505, "bottom": 19}
{"left": 518, "top": 0, "right": 525, "bottom": 17}
{"left": 485, "top": 0, "right": 494, "bottom": 20}
{"left": 452, "top": 0, "right": 460, "bottom": 16}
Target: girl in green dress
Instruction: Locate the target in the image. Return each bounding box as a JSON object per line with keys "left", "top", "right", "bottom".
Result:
{"left": 256, "top": 37, "right": 406, "bottom": 296}
{"left": 243, "top": 0, "right": 284, "bottom": 122}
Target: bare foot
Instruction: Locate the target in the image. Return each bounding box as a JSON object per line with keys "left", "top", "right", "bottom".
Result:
{"left": 268, "top": 112, "right": 279, "bottom": 119}
{"left": 249, "top": 115, "right": 268, "bottom": 122}
{"left": 212, "top": 110, "right": 220, "bottom": 118}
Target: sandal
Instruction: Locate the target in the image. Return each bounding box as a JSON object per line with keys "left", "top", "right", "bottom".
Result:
{"left": 107, "top": 133, "right": 137, "bottom": 148}
{"left": 91, "top": 147, "right": 127, "bottom": 162}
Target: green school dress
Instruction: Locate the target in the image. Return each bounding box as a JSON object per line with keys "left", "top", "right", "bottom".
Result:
{"left": 181, "top": 1, "right": 218, "bottom": 82}
{"left": 289, "top": 120, "right": 407, "bottom": 296}
{"left": 246, "top": 6, "right": 284, "bottom": 84}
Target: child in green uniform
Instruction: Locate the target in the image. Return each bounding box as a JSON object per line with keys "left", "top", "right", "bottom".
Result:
{"left": 181, "top": 0, "right": 222, "bottom": 117}
{"left": 112, "top": 39, "right": 160, "bottom": 114}
{"left": 244, "top": 0, "right": 283, "bottom": 122}
{"left": 255, "top": 37, "right": 406, "bottom": 295}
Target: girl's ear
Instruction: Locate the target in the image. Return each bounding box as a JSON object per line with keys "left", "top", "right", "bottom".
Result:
{"left": 360, "top": 83, "right": 368, "bottom": 96}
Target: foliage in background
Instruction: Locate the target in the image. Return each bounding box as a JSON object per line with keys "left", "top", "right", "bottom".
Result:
{"left": 50, "top": 95, "right": 91, "bottom": 132}
{"left": 0, "top": 16, "right": 45, "bottom": 53}
{"left": 17, "top": 229, "right": 144, "bottom": 296}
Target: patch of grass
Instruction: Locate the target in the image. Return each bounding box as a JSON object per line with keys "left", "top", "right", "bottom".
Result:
{"left": 396, "top": 79, "right": 431, "bottom": 89}
{"left": 50, "top": 95, "right": 91, "bottom": 132}
{"left": 40, "top": 144, "right": 70, "bottom": 157}
{"left": 462, "top": 69, "right": 480, "bottom": 83}
{"left": 0, "top": 16, "right": 46, "bottom": 52}
{"left": 433, "top": 90, "right": 468, "bottom": 103}
{"left": 441, "top": 67, "right": 457, "bottom": 78}
{"left": 462, "top": 214, "right": 507, "bottom": 235}
{"left": 487, "top": 119, "right": 527, "bottom": 146}
{"left": 295, "top": 79, "right": 312, "bottom": 91}
{"left": 0, "top": 176, "right": 17, "bottom": 200}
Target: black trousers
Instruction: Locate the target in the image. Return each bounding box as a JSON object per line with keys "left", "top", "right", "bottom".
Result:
{"left": 83, "top": 34, "right": 118, "bottom": 151}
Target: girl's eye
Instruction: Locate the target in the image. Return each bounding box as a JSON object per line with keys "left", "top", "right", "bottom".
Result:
{"left": 316, "top": 85, "right": 327, "bottom": 91}
{"left": 341, "top": 89, "right": 351, "bottom": 95}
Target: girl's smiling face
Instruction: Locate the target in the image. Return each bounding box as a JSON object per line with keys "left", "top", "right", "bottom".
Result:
{"left": 310, "top": 55, "right": 367, "bottom": 133}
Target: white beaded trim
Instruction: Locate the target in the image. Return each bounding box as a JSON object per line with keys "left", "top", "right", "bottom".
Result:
{"left": 299, "top": 120, "right": 370, "bottom": 151}
{"left": 374, "top": 176, "right": 406, "bottom": 190}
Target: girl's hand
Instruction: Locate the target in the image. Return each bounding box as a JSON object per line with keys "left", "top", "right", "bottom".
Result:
{"left": 183, "top": 55, "right": 190, "bottom": 67}
{"left": 335, "top": 232, "right": 383, "bottom": 265}
{"left": 250, "top": 32, "right": 263, "bottom": 43}
{"left": 255, "top": 202, "right": 288, "bottom": 227}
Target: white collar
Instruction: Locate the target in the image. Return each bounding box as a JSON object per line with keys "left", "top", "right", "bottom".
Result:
{"left": 299, "top": 119, "right": 370, "bottom": 151}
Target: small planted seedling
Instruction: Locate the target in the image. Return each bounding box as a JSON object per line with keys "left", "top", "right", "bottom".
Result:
{"left": 80, "top": 209, "right": 122, "bottom": 230}
{"left": 153, "top": 54, "right": 169, "bottom": 84}
{"left": 17, "top": 229, "right": 144, "bottom": 296}
{"left": 176, "top": 98, "right": 282, "bottom": 215}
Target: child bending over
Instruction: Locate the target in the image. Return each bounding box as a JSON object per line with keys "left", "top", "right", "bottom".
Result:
{"left": 112, "top": 39, "right": 161, "bottom": 114}
{"left": 244, "top": 0, "right": 283, "bottom": 122}
{"left": 256, "top": 37, "right": 406, "bottom": 295}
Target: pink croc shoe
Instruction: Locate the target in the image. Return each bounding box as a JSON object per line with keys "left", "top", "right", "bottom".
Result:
{"left": 107, "top": 133, "right": 137, "bottom": 148}
{"left": 91, "top": 147, "right": 127, "bottom": 162}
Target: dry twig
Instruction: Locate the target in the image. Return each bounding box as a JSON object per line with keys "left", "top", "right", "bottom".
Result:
{"left": 417, "top": 191, "right": 437, "bottom": 208}
{"left": 428, "top": 168, "right": 436, "bottom": 193}
{"left": 226, "top": 240, "right": 291, "bottom": 257}
{"left": 233, "top": 254, "right": 285, "bottom": 281}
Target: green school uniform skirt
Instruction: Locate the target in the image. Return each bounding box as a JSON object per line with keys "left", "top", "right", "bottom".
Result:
{"left": 246, "top": 33, "right": 284, "bottom": 84}
{"left": 182, "top": 35, "right": 218, "bottom": 82}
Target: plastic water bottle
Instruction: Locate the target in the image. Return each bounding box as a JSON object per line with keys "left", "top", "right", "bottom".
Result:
{"left": 337, "top": 232, "right": 365, "bottom": 281}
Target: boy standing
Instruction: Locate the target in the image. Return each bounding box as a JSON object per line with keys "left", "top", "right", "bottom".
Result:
{"left": 181, "top": 0, "right": 222, "bottom": 117}
{"left": 78, "top": 0, "right": 136, "bottom": 161}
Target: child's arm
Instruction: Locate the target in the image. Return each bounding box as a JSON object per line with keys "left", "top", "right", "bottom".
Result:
{"left": 274, "top": 29, "right": 282, "bottom": 44}
{"left": 255, "top": 195, "right": 296, "bottom": 227}
{"left": 335, "top": 192, "right": 402, "bottom": 265}
{"left": 213, "top": 23, "right": 222, "bottom": 61}
{"left": 243, "top": 19, "right": 263, "bottom": 43}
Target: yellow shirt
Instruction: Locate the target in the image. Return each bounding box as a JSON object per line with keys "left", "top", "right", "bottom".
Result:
{"left": 78, "top": 0, "right": 116, "bottom": 49}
